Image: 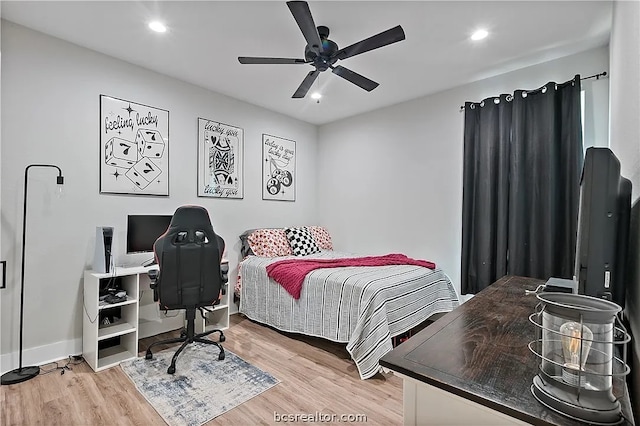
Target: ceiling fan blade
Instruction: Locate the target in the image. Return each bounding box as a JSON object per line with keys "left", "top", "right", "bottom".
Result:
{"left": 287, "top": 1, "right": 324, "bottom": 55}
{"left": 238, "top": 57, "right": 308, "bottom": 65}
{"left": 333, "top": 25, "right": 405, "bottom": 61}
{"left": 332, "top": 66, "right": 379, "bottom": 92}
{"left": 292, "top": 70, "right": 320, "bottom": 98}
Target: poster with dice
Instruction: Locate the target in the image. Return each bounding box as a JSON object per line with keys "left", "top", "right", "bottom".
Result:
{"left": 100, "top": 95, "right": 169, "bottom": 196}
{"left": 262, "top": 134, "right": 295, "bottom": 201}
{"left": 197, "top": 118, "right": 244, "bottom": 198}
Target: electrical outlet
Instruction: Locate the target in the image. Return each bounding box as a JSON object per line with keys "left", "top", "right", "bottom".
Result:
{"left": 0, "top": 261, "right": 6, "bottom": 289}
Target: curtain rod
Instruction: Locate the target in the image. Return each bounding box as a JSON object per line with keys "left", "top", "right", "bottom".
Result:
{"left": 582, "top": 71, "right": 607, "bottom": 81}
{"left": 459, "top": 71, "right": 608, "bottom": 111}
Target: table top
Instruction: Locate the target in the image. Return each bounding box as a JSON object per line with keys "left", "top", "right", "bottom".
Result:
{"left": 380, "top": 275, "right": 635, "bottom": 426}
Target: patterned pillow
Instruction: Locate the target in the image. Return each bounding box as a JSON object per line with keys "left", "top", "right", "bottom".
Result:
{"left": 285, "top": 227, "right": 321, "bottom": 256}
{"left": 247, "top": 229, "right": 293, "bottom": 257}
{"left": 309, "top": 226, "right": 333, "bottom": 250}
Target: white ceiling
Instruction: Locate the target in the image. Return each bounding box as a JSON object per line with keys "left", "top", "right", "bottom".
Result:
{"left": 1, "top": 1, "right": 612, "bottom": 125}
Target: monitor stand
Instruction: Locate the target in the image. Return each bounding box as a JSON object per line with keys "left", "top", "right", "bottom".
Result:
{"left": 142, "top": 257, "right": 157, "bottom": 267}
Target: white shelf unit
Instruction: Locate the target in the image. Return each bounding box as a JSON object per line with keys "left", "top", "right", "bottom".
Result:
{"left": 83, "top": 268, "right": 140, "bottom": 372}
{"left": 195, "top": 296, "right": 230, "bottom": 334}
{"left": 83, "top": 263, "right": 230, "bottom": 371}
{"left": 195, "top": 260, "right": 230, "bottom": 334}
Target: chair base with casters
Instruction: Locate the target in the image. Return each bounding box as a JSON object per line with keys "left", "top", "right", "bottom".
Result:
{"left": 144, "top": 308, "right": 226, "bottom": 375}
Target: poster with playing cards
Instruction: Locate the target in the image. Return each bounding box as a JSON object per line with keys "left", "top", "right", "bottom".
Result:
{"left": 100, "top": 95, "right": 169, "bottom": 196}
{"left": 197, "top": 118, "right": 244, "bottom": 199}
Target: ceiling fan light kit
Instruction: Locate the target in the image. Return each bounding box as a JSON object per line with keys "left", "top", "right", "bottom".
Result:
{"left": 238, "top": 1, "right": 405, "bottom": 99}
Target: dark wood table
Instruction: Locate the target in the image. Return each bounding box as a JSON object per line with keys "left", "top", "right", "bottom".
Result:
{"left": 380, "top": 275, "right": 635, "bottom": 425}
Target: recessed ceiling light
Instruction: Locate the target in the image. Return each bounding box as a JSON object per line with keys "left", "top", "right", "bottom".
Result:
{"left": 310, "top": 92, "right": 322, "bottom": 100}
{"left": 471, "top": 29, "right": 488, "bottom": 41}
{"left": 148, "top": 21, "right": 167, "bottom": 33}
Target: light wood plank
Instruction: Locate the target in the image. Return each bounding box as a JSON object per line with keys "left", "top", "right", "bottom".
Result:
{"left": 1, "top": 314, "right": 403, "bottom": 425}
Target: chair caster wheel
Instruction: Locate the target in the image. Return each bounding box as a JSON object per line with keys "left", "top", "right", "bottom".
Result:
{"left": 180, "top": 329, "right": 187, "bottom": 338}
{"left": 145, "top": 351, "right": 153, "bottom": 360}
{"left": 219, "top": 335, "right": 226, "bottom": 342}
{"left": 218, "top": 352, "right": 225, "bottom": 361}
{"left": 167, "top": 366, "right": 176, "bottom": 374}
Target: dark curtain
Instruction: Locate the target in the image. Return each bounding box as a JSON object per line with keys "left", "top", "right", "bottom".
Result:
{"left": 508, "top": 75, "right": 583, "bottom": 280}
{"left": 461, "top": 95, "right": 511, "bottom": 294}
{"left": 461, "top": 75, "right": 583, "bottom": 294}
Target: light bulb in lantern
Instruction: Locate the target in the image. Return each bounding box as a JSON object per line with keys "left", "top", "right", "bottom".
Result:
{"left": 560, "top": 321, "right": 593, "bottom": 385}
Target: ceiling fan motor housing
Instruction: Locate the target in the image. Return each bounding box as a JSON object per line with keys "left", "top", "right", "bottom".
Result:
{"left": 304, "top": 26, "right": 338, "bottom": 71}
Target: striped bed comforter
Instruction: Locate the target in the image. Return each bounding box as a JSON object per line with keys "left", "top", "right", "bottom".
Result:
{"left": 238, "top": 251, "right": 460, "bottom": 379}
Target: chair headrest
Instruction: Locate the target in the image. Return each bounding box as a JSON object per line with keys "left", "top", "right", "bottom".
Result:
{"left": 167, "top": 205, "right": 214, "bottom": 235}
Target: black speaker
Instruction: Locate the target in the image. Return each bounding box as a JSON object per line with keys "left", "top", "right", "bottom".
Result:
{"left": 93, "top": 226, "right": 114, "bottom": 273}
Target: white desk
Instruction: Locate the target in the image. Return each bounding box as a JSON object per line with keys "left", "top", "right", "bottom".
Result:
{"left": 82, "top": 262, "right": 230, "bottom": 372}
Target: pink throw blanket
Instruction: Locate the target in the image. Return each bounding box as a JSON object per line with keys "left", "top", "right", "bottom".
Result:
{"left": 266, "top": 254, "right": 436, "bottom": 299}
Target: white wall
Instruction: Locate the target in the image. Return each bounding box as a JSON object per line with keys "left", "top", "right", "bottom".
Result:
{"left": 609, "top": 0, "right": 640, "bottom": 412}
{"left": 317, "top": 46, "right": 610, "bottom": 302}
{"left": 0, "top": 21, "right": 318, "bottom": 370}
{"left": 0, "top": 18, "right": 3, "bottom": 292}
{"left": 609, "top": 1, "right": 640, "bottom": 202}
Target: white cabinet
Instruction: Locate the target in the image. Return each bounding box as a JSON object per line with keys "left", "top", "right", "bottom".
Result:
{"left": 195, "top": 293, "right": 229, "bottom": 334}
{"left": 399, "top": 374, "right": 529, "bottom": 425}
{"left": 195, "top": 260, "right": 230, "bottom": 333}
{"left": 83, "top": 262, "right": 230, "bottom": 372}
{"left": 83, "top": 267, "right": 144, "bottom": 372}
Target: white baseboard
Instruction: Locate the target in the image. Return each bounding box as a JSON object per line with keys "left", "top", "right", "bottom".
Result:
{"left": 0, "top": 338, "right": 82, "bottom": 375}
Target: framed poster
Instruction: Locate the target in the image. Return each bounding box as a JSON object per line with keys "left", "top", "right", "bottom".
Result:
{"left": 100, "top": 95, "right": 169, "bottom": 196}
{"left": 262, "top": 134, "right": 296, "bottom": 201}
{"left": 197, "top": 118, "right": 244, "bottom": 198}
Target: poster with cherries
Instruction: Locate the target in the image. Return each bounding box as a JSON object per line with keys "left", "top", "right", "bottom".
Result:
{"left": 262, "top": 134, "right": 295, "bottom": 201}
{"left": 100, "top": 95, "right": 169, "bottom": 196}
{"left": 197, "top": 118, "right": 244, "bottom": 199}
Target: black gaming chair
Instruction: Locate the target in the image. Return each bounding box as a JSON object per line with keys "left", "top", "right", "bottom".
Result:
{"left": 144, "top": 205, "right": 227, "bottom": 374}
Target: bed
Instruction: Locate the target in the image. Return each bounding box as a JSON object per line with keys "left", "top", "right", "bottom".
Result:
{"left": 237, "top": 227, "right": 460, "bottom": 379}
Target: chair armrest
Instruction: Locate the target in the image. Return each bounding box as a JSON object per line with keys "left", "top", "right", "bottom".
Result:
{"left": 220, "top": 261, "right": 229, "bottom": 283}
{"left": 148, "top": 268, "right": 160, "bottom": 281}
{"left": 220, "top": 261, "right": 229, "bottom": 295}
{"left": 147, "top": 268, "right": 160, "bottom": 301}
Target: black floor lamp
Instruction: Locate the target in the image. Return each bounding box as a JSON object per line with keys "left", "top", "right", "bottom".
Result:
{"left": 1, "top": 164, "right": 64, "bottom": 385}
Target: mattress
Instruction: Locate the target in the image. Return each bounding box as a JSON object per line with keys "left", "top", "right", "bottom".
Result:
{"left": 238, "top": 251, "right": 459, "bottom": 379}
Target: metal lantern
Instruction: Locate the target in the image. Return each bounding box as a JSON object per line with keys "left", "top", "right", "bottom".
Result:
{"left": 529, "top": 292, "right": 631, "bottom": 425}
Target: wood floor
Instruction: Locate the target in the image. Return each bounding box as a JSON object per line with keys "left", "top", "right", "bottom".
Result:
{"left": 1, "top": 314, "right": 403, "bottom": 425}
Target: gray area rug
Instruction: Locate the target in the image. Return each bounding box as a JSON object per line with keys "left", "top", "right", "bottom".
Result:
{"left": 121, "top": 342, "right": 279, "bottom": 426}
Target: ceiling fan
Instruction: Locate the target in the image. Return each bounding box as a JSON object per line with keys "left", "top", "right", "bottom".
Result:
{"left": 238, "top": 1, "right": 406, "bottom": 99}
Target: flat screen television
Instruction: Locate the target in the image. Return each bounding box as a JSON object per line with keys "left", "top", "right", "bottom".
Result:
{"left": 574, "top": 147, "right": 632, "bottom": 308}
{"left": 126, "top": 215, "right": 173, "bottom": 254}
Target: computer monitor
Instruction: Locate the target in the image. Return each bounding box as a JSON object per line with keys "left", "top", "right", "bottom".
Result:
{"left": 574, "top": 147, "right": 632, "bottom": 308}
{"left": 126, "top": 215, "right": 173, "bottom": 254}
